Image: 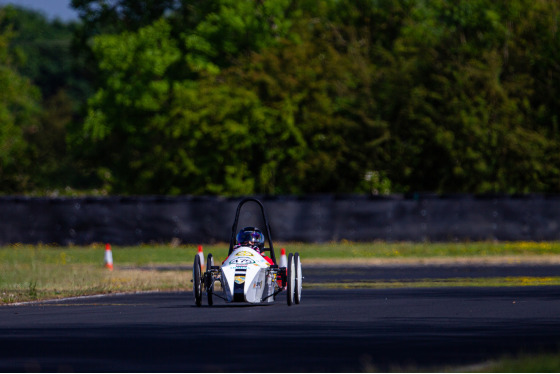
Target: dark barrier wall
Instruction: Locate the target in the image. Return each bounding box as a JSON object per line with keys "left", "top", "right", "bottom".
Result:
{"left": 0, "top": 194, "right": 559, "bottom": 245}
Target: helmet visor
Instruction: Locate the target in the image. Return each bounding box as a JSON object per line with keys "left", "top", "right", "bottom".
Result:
{"left": 237, "top": 230, "right": 264, "bottom": 246}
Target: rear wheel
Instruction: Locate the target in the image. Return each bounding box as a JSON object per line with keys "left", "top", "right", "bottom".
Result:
{"left": 193, "top": 254, "right": 202, "bottom": 307}
{"left": 294, "top": 253, "right": 302, "bottom": 304}
{"left": 287, "top": 253, "right": 295, "bottom": 306}
{"left": 206, "top": 253, "right": 214, "bottom": 306}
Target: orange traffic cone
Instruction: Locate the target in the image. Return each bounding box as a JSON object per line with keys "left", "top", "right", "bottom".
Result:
{"left": 279, "top": 248, "right": 288, "bottom": 268}
{"left": 198, "top": 245, "right": 205, "bottom": 270}
{"left": 104, "top": 243, "right": 114, "bottom": 270}
{"left": 278, "top": 248, "right": 287, "bottom": 289}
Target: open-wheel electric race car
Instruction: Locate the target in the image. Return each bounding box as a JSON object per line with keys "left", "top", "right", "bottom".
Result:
{"left": 192, "top": 198, "right": 302, "bottom": 306}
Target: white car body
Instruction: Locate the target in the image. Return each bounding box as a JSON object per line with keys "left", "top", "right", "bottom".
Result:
{"left": 221, "top": 246, "right": 276, "bottom": 303}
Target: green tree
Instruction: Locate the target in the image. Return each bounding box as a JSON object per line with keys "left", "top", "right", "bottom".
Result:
{"left": 78, "top": 0, "right": 560, "bottom": 195}
{"left": 372, "top": 0, "right": 559, "bottom": 193}
{"left": 82, "top": 18, "right": 181, "bottom": 193}
{"left": 220, "top": 15, "right": 390, "bottom": 194}
{"left": 0, "top": 5, "right": 79, "bottom": 98}
{"left": 1, "top": 5, "right": 94, "bottom": 194}
{"left": 0, "top": 10, "right": 41, "bottom": 192}
{"left": 81, "top": 0, "right": 302, "bottom": 195}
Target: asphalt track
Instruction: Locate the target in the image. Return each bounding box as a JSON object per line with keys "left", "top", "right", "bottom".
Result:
{"left": 1, "top": 268, "right": 560, "bottom": 372}
{"left": 305, "top": 263, "right": 560, "bottom": 283}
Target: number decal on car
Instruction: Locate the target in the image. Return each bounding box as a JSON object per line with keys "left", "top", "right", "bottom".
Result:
{"left": 229, "top": 257, "right": 255, "bottom": 265}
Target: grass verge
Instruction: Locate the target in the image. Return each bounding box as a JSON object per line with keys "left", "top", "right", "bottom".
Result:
{"left": 307, "top": 276, "right": 560, "bottom": 289}
{"left": 1, "top": 241, "right": 560, "bottom": 304}
{"left": 0, "top": 264, "right": 188, "bottom": 304}
{"left": 471, "top": 350, "right": 560, "bottom": 372}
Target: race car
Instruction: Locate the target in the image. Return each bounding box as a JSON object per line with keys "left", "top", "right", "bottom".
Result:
{"left": 192, "top": 197, "right": 302, "bottom": 306}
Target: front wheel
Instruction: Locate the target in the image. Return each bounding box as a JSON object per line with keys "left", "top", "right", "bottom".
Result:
{"left": 286, "top": 253, "right": 295, "bottom": 306}
{"left": 294, "top": 252, "right": 302, "bottom": 304}
{"left": 193, "top": 254, "right": 202, "bottom": 307}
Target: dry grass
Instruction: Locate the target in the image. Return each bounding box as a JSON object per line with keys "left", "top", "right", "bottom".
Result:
{"left": 0, "top": 264, "right": 191, "bottom": 304}
{"left": 306, "top": 276, "right": 560, "bottom": 289}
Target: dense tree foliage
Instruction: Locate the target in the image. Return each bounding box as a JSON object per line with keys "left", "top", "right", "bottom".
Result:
{"left": 0, "top": 6, "right": 95, "bottom": 193}
{"left": 0, "top": 9, "right": 41, "bottom": 192}
{"left": 1, "top": 0, "right": 559, "bottom": 195}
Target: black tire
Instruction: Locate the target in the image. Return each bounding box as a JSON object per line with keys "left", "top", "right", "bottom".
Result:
{"left": 287, "top": 253, "right": 295, "bottom": 306}
{"left": 294, "top": 252, "right": 302, "bottom": 304}
{"left": 206, "top": 253, "right": 214, "bottom": 306}
{"left": 193, "top": 254, "right": 202, "bottom": 307}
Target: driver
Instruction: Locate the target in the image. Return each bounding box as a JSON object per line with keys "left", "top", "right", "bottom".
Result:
{"left": 234, "top": 227, "right": 274, "bottom": 265}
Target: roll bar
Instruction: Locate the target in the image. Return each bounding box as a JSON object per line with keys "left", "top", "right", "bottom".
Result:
{"left": 228, "top": 198, "right": 276, "bottom": 265}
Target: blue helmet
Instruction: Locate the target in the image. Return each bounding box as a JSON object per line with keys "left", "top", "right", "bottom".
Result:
{"left": 236, "top": 227, "right": 265, "bottom": 249}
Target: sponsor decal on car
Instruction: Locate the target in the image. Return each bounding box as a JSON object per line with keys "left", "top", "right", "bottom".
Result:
{"left": 253, "top": 281, "right": 262, "bottom": 289}
{"left": 235, "top": 251, "right": 253, "bottom": 256}
{"left": 234, "top": 276, "right": 246, "bottom": 284}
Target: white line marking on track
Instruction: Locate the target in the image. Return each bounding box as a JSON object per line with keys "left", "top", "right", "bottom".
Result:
{"left": 4, "top": 290, "right": 163, "bottom": 307}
